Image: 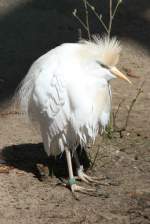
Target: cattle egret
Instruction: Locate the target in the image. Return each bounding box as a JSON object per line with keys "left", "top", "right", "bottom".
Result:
{"left": 16, "top": 36, "right": 131, "bottom": 193}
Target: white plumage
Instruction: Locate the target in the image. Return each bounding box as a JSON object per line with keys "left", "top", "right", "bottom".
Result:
{"left": 16, "top": 36, "right": 130, "bottom": 192}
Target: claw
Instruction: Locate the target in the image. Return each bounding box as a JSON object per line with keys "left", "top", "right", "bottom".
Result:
{"left": 70, "top": 184, "right": 109, "bottom": 198}
{"left": 71, "top": 183, "right": 98, "bottom": 198}
{"left": 71, "top": 184, "right": 94, "bottom": 193}
{"left": 77, "top": 167, "right": 109, "bottom": 185}
{"left": 57, "top": 178, "right": 95, "bottom": 196}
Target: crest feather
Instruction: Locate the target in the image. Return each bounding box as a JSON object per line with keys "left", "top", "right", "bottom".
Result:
{"left": 80, "top": 35, "right": 121, "bottom": 67}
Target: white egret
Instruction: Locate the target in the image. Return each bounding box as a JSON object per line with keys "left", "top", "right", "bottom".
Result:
{"left": 16, "top": 36, "right": 131, "bottom": 193}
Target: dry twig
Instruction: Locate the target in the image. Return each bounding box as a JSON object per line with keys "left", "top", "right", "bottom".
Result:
{"left": 90, "top": 145, "right": 100, "bottom": 170}
{"left": 113, "top": 81, "right": 144, "bottom": 137}
{"left": 73, "top": 0, "right": 122, "bottom": 39}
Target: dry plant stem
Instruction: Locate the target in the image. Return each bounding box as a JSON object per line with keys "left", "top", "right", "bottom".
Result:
{"left": 86, "top": 0, "right": 122, "bottom": 38}
{"left": 73, "top": 10, "right": 88, "bottom": 32}
{"left": 73, "top": 1, "right": 91, "bottom": 40}
{"left": 78, "top": 28, "right": 82, "bottom": 40}
{"left": 112, "top": 0, "right": 122, "bottom": 19}
{"left": 90, "top": 145, "right": 100, "bottom": 170}
{"left": 86, "top": 1, "right": 108, "bottom": 34}
{"left": 83, "top": 0, "right": 91, "bottom": 40}
{"left": 114, "top": 81, "right": 144, "bottom": 136}
{"left": 124, "top": 84, "right": 144, "bottom": 130}
{"left": 108, "top": 0, "right": 113, "bottom": 38}
{"left": 108, "top": 0, "right": 122, "bottom": 38}
{"left": 73, "top": 0, "right": 122, "bottom": 39}
{"left": 113, "top": 98, "right": 126, "bottom": 129}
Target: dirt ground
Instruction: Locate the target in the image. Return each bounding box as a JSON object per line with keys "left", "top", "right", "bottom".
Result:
{"left": 0, "top": 1, "right": 150, "bottom": 224}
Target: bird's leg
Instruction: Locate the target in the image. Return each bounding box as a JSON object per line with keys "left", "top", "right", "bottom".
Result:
{"left": 65, "top": 147, "right": 76, "bottom": 190}
{"left": 73, "top": 151, "right": 107, "bottom": 185}
{"left": 65, "top": 147, "right": 94, "bottom": 193}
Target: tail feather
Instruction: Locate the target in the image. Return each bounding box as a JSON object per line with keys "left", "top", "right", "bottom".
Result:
{"left": 13, "top": 62, "right": 36, "bottom": 118}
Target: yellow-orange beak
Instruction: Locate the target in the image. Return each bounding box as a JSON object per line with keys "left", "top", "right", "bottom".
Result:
{"left": 111, "top": 67, "right": 132, "bottom": 84}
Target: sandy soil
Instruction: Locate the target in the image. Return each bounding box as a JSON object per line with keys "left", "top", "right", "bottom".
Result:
{"left": 0, "top": 1, "right": 150, "bottom": 224}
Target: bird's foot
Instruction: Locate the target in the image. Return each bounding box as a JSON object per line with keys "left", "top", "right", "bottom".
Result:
{"left": 67, "top": 177, "right": 93, "bottom": 192}
{"left": 76, "top": 166, "right": 109, "bottom": 185}
{"left": 69, "top": 179, "right": 109, "bottom": 199}
{"left": 58, "top": 178, "right": 109, "bottom": 198}
{"left": 71, "top": 183, "right": 95, "bottom": 193}
{"left": 68, "top": 177, "right": 96, "bottom": 199}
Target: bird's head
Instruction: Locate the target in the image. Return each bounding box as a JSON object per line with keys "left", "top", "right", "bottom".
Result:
{"left": 97, "top": 61, "right": 132, "bottom": 84}
{"left": 80, "top": 35, "right": 131, "bottom": 84}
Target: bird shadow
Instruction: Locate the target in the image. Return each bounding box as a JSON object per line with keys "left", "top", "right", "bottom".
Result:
{"left": 1, "top": 143, "right": 90, "bottom": 180}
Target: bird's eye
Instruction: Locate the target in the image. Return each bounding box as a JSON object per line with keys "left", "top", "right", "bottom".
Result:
{"left": 96, "top": 61, "right": 109, "bottom": 69}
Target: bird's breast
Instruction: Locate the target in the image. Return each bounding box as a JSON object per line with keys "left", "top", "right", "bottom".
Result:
{"left": 67, "top": 76, "right": 111, "bottom": 130}
{"left": 94, "top": 83, "right": 111, "bottom": 127}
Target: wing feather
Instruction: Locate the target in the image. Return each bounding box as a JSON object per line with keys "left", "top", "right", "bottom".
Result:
{"left": 32, "top": 70, "right": 69, "bottom": 155}
{"left": 16, "top": 50, "right": 70, "bottom": 155}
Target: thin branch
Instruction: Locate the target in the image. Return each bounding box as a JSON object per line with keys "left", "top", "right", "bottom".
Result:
{"left": 73, "top": 9, "right": 89, "bottom": 32}
{"left": 124, "top": 82, "right": 144, "bottom": 130}
{"left": 113, "top": 81, "right": 145, "bottom": 137}
{"left": 73, "top": 0, "right": 122, "bottom": 39}
{"left": 108, "top": 0, "right": 122, "bottom": 38}
{"left": 83, "top": 0, "right": 91, "bottom": 40}
{"left": 113, "top": 98, "right": 126, "bottom": 127}
{"left": 112, "top": 0, "right": 122, "bottom": 19}
{"left": 78, "top": 28, "right": 82, "bottom": 40}
{"left": 108, "top": 0, "right": 113, "bottom": 38}
{"left": 86, "top": 1, "right": 109, "bottom": 34}
{"left": 90, "top": 145, "right": 100, "bottom": 170}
